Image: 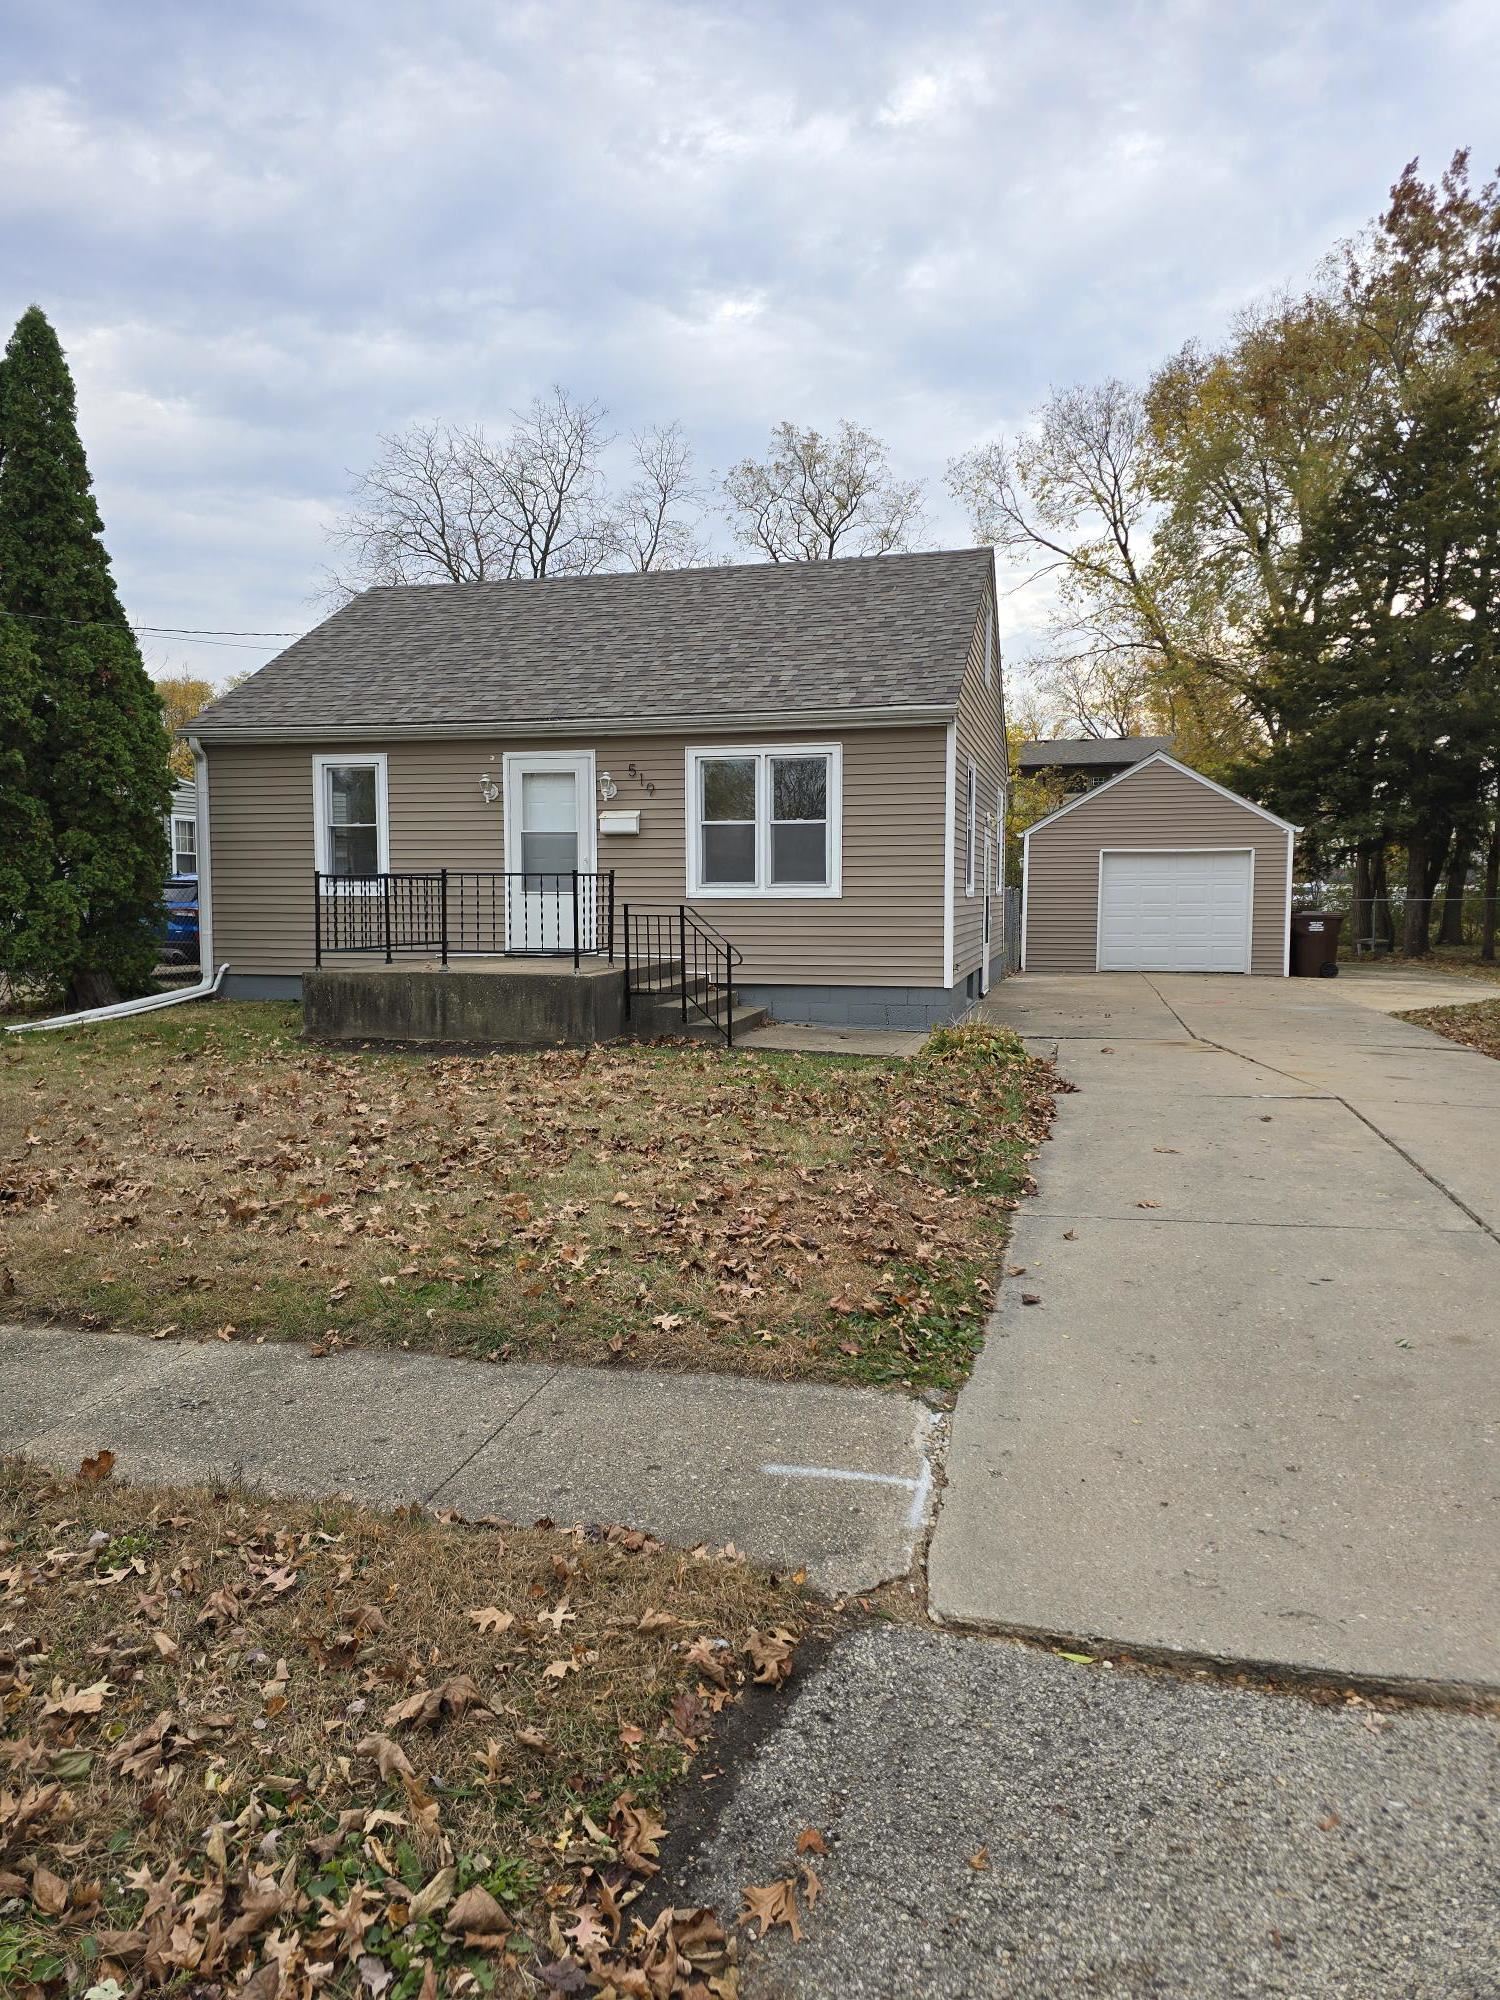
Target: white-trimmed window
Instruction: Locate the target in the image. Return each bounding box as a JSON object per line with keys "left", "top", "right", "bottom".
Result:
{"left": 313, "top": 753, "right": 389, "bottom": 885}
{"left": 964, "top": 759, "right": 977, "bottom": 896}
{"left": 687, "top": 745, "right": 842, "bottom": 898}
{"left": 171, "top": 814, "right": 197, "bottom": 877}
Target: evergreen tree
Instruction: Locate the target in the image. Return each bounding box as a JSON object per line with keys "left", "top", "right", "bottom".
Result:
{"left": 0, "top": 306, "right": 170, "bottom": 1005}
{"left": 0, "top": 618, "right": 67, "bottom": 993}
{"left": 1247, "top": 369, "right": 1500, "bottom": 952}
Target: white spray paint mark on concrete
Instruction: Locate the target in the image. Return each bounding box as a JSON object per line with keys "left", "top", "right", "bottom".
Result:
{"left": 760, "top": 1463, "right": 921, "bottom": 1491}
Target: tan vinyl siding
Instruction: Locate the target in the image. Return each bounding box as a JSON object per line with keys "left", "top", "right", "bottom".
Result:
{"left": 951, "top": 584, "right": 1007, "bottom": 980}
{"left": 1022, "top": 760, "right": 1291, "bottom": 975}
{"left": 207, "top": 726, "right": 949, "bottom": 986}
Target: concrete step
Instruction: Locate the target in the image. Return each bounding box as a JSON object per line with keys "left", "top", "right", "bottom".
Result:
{"left": 680, "top": 1003, "right": 770, "bottom": 1042}
{"left": 626, "top": 994, "right": 768, "bottom": 1043}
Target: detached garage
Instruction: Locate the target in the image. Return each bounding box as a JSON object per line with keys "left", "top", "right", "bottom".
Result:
{"left": 1021, "top": 752, "right": 1297, "bottom": 976}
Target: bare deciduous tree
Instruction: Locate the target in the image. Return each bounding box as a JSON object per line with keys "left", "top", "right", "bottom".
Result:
{"left": 609, "top": 422, "right": 709, "bottom": 571}
{"left": 323, "top": 388, "right": 615, "bottom": 600}
{"left": 722, "top": 420, "right": 925, "bottom": 562}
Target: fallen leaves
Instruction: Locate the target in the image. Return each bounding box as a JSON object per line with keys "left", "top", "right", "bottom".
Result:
{"left": 744, "top": 1627, "right": 796, "bottom": 1687}
{"left": 77, "top": 1449, "right": 115, "bottom": 1483}
{"left": 383, "top": 1673, "right": 493, "bottom": 1731}
{"left": 738, "top": 1875, "right": 803, "bottom": 1942}
{"left": 1, "top": 1457, "right": 808, "bottom": 2000}
{"left": 464, "top": 1605, "right": 516, "bottom": 1634}
{"left": 0, "top": 1004, "right": 1058, "bottom": 1395}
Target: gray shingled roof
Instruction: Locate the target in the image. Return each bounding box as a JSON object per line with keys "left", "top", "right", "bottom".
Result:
{"left": 1016, "top": 735, "right": 1174, "bottom": 770}
{"left": 191, "top": 548, "right": 995, "bottom": 740}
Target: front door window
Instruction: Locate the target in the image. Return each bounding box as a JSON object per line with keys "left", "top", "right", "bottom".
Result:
{"left": 520, "top": 770, "right": 579, "bottom": 884}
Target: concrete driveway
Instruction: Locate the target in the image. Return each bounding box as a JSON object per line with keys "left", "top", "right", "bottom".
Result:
{"left": 928, "top": 969, "right": 1500, "bottom": 1690}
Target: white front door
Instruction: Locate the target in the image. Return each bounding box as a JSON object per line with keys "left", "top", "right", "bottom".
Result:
{"left": 502, "top": 751, "right": 595, "bottom": 953}
{"left": 1097, "top": 849, "right": 1253, "bottom": 973}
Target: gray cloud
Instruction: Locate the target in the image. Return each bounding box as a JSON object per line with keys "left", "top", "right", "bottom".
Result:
{"left": 2, "top": 0, "right": 1496, "bottom": 680}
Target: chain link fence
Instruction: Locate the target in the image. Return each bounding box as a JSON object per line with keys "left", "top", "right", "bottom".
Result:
{"left": 1294, "top": 886, "right": 1498, "bottom": 961}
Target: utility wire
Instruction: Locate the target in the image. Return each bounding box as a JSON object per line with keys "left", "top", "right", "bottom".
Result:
{"left": 0, "top": 605, "right": 302, "bottom": 643}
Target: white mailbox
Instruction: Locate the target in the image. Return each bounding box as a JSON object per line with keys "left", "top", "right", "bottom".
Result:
{"left": 598, "top": 809, "right": 641, "bottom": 836}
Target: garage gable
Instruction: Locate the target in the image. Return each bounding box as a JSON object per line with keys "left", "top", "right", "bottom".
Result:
{"left": 1021, "top": 754, "right": 1296, "bottom": 977}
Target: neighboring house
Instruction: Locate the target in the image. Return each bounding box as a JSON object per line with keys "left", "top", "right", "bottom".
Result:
{"left": 1021, "top": 752, "right": 1298, "bottom": 976}
{"left": 186, "top": 550, "right": 1008, "bottom": 1029}
{"left": 165, "top": 780, "right": 198, "bottom": 876}
{"left": 1017, "top": 736, "right": 1174, "bottom": 787}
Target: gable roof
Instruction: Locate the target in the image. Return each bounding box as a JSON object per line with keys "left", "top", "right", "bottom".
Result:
{"left": 190, "top": 548, "right": 996, "bottom": 743}
{"left": 1017, "top": 735, "right": 1173, "bottom": 770}
{"left": 1020, "top": 751, "right": 1300, "bottom": 839}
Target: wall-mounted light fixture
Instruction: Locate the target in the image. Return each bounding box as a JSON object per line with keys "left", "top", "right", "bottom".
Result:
{"left": 598, "top": 771, "right": 619, "bottom": 801}
{"left": 479, "top": 771, "right": 500, "bottom": 804}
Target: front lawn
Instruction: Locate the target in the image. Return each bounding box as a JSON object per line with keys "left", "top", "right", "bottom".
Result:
{"left": 0, "top": 1454, "right": 809, "bottom": 1998}
{"left": 0, "top": 1005, "right": 1055, "bottom": 1392}
{"left": 1397, "top": 996, "right": 1500, "bottom": 1060}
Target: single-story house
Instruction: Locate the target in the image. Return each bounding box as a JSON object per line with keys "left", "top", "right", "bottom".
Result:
{"left": 1021, "top": 751, "right": 1297, "bottom": 975}
{"left": 185, "top": 548, "right": 1008, "bottom": 1029}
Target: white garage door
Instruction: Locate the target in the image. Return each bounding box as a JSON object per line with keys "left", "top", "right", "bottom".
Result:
{"left": 1098, "top": 850, "right": 1252, "bottom": 973}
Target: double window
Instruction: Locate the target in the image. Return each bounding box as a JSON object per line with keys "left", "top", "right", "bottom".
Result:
{"left": 313, "top": 754, "right": 389, "bottom": 884}
{"left": 688, "top": 745, "right": 841, "bottom": 897}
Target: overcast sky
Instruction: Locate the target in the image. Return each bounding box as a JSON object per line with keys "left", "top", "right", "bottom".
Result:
{"left": 4, "top": 0, "right": 1497, "bottom": 685}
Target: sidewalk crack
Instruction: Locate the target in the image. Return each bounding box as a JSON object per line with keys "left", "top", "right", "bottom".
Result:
{"left": 422, "top": 1365, "right": 562, "bottom": 1507}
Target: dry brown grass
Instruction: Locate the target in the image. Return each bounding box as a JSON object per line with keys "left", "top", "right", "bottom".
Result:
{"left": 1397, "top": 996, "right": 1500, "bottom": 1060}
{"left": 0, "top": 1005, "right": 1056, "bottom": 1392}
{"left": 0, "top": 1455, "right": 811, "bottom": 1998}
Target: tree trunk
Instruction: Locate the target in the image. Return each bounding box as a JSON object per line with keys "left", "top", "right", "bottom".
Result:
{"left": 1438, "top": 844, "right": 1470, "bottom": 946}
{"left": 1402, "top": 841, "right": 1431, "bottom": 957}
{"left": 1371, "top": 848, "right": 1395, "bottom": 949}
{"left": 66, "top": 970, "right": 122, "bottom": 1011}
{"left": 1482, "top": 825, "right": 1500, "bottom": 963}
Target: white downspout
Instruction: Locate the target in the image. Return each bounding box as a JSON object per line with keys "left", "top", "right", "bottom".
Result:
{"left": 190, "top": 734, "right": 214, "bottom": 972}
{"left": 6, "top": 735, "right": 228, "bottom": 1034}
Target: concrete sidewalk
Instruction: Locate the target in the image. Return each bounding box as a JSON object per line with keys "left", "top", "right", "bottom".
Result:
{"left": 0, "top": 1325, "right": 934, "bottom": 1596}
{"left": 930, "top": 971, "right": 1500, "bottom": 1692}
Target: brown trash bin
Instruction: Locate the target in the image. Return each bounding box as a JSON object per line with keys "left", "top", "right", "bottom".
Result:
{"left": 1290, "top": 911, "right": 1344, "bottom": 977}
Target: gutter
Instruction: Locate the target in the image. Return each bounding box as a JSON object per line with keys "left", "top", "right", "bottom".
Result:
{"left": 5, "top": 961, "right": 229, "bottom": 1035}
{"left": 188, "top": 703, "right": 958, "bottom": 746}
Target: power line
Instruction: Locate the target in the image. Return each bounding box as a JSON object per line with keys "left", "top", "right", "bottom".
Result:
{"left": 135, "top": 624, "right": 302, "bottom": 638}
{"left": 0, "top": 605, "right": 303, "bottom": 644}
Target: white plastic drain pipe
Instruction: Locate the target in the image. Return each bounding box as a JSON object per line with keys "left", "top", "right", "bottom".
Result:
{"left": 5, "top": 961, "right": 229, "bottom": 1035}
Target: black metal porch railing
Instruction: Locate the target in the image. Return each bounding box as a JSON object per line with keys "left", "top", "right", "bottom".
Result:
{"left": 313, "top": 870, "right": 616, "bottom": 970}
{"left": 621, "top": 902, "right": 744, "bottom": 1046}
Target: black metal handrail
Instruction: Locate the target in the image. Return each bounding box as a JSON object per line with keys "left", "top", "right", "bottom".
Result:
{"left": 621, "top": 901, "right": 743, "bottom": 1045}
{"left": 313, "top": 870, "right": 616, "bottom": 970}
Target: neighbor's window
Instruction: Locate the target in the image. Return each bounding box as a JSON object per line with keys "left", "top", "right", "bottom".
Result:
{"left": 314, "top": 754, "right": 389, "bottom": 882}
{"left": 171, "top": 815, "right": 197, "bottom": 877}
{"left": 689, "top": 746, "right": 841, "bottom": 896}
